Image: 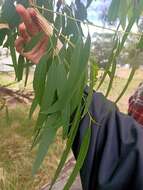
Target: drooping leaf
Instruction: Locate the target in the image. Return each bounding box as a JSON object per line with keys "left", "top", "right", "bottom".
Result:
{"left": 29, "top": 97, "right": 39, "bottom": 119}
{"left": 56, "top": 63, "right": 67, "bottom": 96}
{"left": 9, "top": 32, "right": 18, "bottom": 77}
{"left": 17, "top": 55, "right": 25, "bottom": 81}
{"left": 119, "top": 0, "right": 127, "bottom": 29}
{"left": 43, "top": 0, "right": 54, "bottom": 23}
{"left": 32, "top": 113, "right": 61, "bottom": 175}
{"left": 115, "top": 55, "right": 138, "bottom": 103}
{"left": 1, "top": 0, "right": 20, "bottom": 27}
{"left": 0, "top": 28, "right": 9, "bottom": 46}
{"left": 108, "top": 0, "right": 120, "bottom": 22}
{"left": 63, "top": 125, "right": 91, "bottom": 190}
{"left": 62, "top": 104, "right": 71, "bottom": 139}
{"left": 82, "top": 60, "right": 98, "bottom": 117}
{"left": 75, "top": 1, "right": 87, "bottom": 21}
{"left": 24, "top": 62, "right": 30, "bottom": 87}
{"left": 47, "top": 35, "right": 91, "bottom": 114}
{"left": 105, "top": 59, "right": 117, "bottom": 97}
{"left": 49, "top": 101, "right": 83, "bottom": 190}
{"left": 96, "top": 38, "right": 118, "bottom": 90}
{"left": 40, "top": 63, "right": 58, "bottom": 112}
{"left": 33, "top": 53, "right": 49, "bottom": 104}
{"left": 86, "top": 0, "right": 93, "bottom": 8}
{"left": 34, "top": 113, "right": 47, "bottom": 133}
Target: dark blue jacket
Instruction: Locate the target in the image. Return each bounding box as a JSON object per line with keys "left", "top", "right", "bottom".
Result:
{"left": 73, "top": 92, "right": 143, "bottom": 190}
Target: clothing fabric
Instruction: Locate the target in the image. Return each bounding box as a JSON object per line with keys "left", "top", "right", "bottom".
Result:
{"left": 72, "top": 92, "right": 143, "bottom": 190}
{"left": 128, "top": 82, "right": 143, "bottom": 125}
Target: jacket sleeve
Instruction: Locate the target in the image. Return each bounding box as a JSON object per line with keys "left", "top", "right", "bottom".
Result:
{"left": 72, "top": 92, "right": 143, "bottom": 190}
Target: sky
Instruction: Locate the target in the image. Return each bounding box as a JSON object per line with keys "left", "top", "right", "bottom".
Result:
{"left": 65, "top": 0, "right": 138, "bottom": 36}
{"left": 66, "top": 0, "right": 113, "bottom": 36}
{"left": 66, "top": 0, "right": 111, "bottom": 23}
{"left": 87, "top": 0, "right": 112, "bottom": 35}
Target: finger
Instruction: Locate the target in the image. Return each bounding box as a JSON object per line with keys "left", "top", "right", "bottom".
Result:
{"left": 24, "top": 38, "right": 48, "bottom": 64}
{"left": 24, "top": 37, "right": 48, "bottom": 57}
{"left": 27, "top": 8, "right": 42, "bottom": 31}
{"left": 16, "top": 4, "right": 32, "bottom": 27}
{"left": 18, "top": 23, "right": 31, "bottom": 42}
{"left": 31, "top": 49, "right": 46, "bottom": 64}
{"left": 16, "top": 4, "right": 39, "bottom": 35}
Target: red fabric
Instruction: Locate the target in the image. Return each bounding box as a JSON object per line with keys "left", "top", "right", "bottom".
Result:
{"left": 128, "top": 83, "right": 143, "bottom": 125}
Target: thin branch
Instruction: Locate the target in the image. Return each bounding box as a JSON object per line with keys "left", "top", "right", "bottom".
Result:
{"left": 31, "top": 4, "right": 142, "bottom": 37}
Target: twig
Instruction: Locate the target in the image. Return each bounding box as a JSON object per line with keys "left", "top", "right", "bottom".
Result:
{"left": 31, "top": 4, "right": 142, "bottom": 37}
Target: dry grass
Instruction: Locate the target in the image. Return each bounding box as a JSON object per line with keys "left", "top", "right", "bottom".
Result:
{"left": 0, "top": 67, "right": 142, "bottom": 190}
{"left": 0, "top": 105, "right": 65, "bottom": 190}
{"left": 97, "top": 67, "right": 143, "bottom": 112}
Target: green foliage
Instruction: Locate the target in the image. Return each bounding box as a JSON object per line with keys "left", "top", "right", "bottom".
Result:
{"left": 0, "top": 0, "right": 143, "bottom": 189}
{"left": 0, "top": 0, "right": 29, "bottom": 27}
{"left": 63, "top": 125, "right": 91, "bottom": 190}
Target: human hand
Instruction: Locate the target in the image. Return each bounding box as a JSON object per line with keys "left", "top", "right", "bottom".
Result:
{"left": 15, "top": 4, "right": 49, "bottom": 64}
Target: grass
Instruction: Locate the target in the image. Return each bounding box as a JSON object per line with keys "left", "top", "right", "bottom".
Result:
{"left": 0, "top": 67, "right": 143, "bottom": 189}
{"left": 0, "top": 105, "right": 65, "bottom": 190}
{"left": 97, "top": 67, "right": 143, "bottom": 112}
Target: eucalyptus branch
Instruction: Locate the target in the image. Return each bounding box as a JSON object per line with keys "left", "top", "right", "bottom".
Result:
{"left": 31, "top": 4, "right": 142, "bottom": 37}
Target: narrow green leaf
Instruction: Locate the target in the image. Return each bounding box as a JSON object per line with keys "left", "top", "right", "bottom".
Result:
{"left": 82, "top": 60, "right": 97, "bottom": 117}
{"left": 0, "top": 29, "right": 8, "bottom": 46}
{"left": 41, "top": 63, "right": 57, "bottom": 112}
{"left": 63, "top": 126, "right": 91, "bottom": 190}
{"left": 1, "top": 0, "right": 20, "bottom": 27}
{"left": 108, "top": 0, "right": 120, "bottom": 22}
{"left": 32, "top": 114, "right": 61, "bottom": 175}
{"left": 9, "top": 33, "right": 18, "bottom": 77}
{"left": 54, "top": 14, "right": 62, "bottom": 33}
{"left": 119, "top": 0, "right": 127, "bottom": 29}
{"left": 75, "top": 2, "right": 87, "bottom": 21}
{"left": 86, "top": 0, "right": 93, "bottom": 8}
{"left": 96, "top": 39, "right": 118, "bottom": 90}
{"left": 4, "top": 64, "right": 14, "bottom": 68}
{"left": 34, "top": 113, "right": 47, "bottom": 133}
{"left": 56, "top": 63, "right": 67, "bottom": 96}
{"left": 17, "top": 55, "right": 25, "bottom": 81}
{"left": 105, "top": 59, "right": 117, "bottom": 97}
{"left": 24, "top": 63, "right": 29, "bottom": 87}
{"left": 49, "top": 85, "right": 84, "bottom": 190}
{"left": 31, "top": 113, "right": 47, "bottom": 149}
{"left": 33, "top": 53, "right": 49, "bottom": 104}
{"left": 119, "top": 17, "right": 135, "bottom": 52}
{"left": 47, "top": 35, "right": 91, "bottom": 114}
{"left": 29, "top": 97, "right": 38, "bottom": 119}
{"left": 43, "top": 0, "right": 54, "bottom": 23}
{"left": 62, "top": 104, "right": 70, "bottom": 139}
{"left": 115, "top": 64, "right": 137, "bottom": 103}
{"left": 64, "top": 5, "right": 80, "bottom": 37}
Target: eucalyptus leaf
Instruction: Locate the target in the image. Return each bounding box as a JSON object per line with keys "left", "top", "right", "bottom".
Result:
{"left": 108, "top": 0, "right": 120, "bottom": 22}
{"left": 63, "top": 125, "right": 91, "bottom": 190}
{"left": 33, "top": 53, "right": 49, "bottom": 104}
{"left": 32, "top": 113, "right": 62, "bottom": 175}
{"left": 9, "top": 33, "right": 18, "bottom": 77}
{"left": 17, "top": 55, "right": 25, "bottom": 81}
